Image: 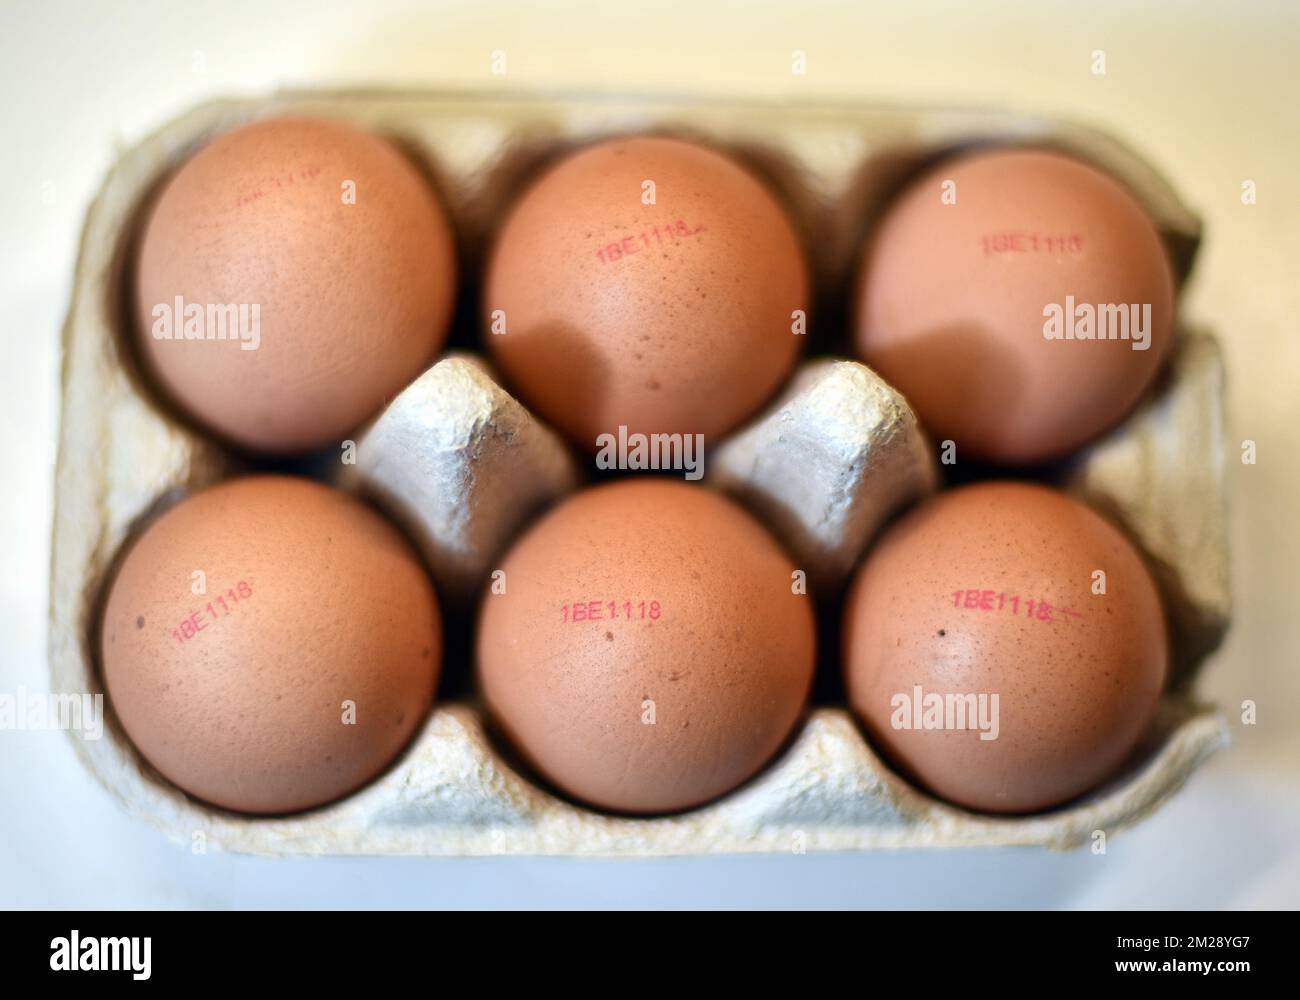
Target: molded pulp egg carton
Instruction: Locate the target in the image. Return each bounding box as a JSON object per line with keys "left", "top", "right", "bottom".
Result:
{"left": 49, "top": 90, "right": 1230, "bottom": 855}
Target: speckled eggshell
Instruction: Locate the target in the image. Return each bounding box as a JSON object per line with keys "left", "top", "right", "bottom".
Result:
{"left": 135, "top": 116, "right": 457, "bottom": 453}
{"left": 101, "top": 475, "right": 442, "bottom": 814}
{"left": 477, "top": 479, "right": 816, "bottom": 814}
{"left": 483, "top": 135, "right": 809, "bottom": 449}
{"left": 854, "top": 148, "right": 1175, "bottom": 464}
{"left": 842, "top": 480, "right": 1167, "bottom": 813}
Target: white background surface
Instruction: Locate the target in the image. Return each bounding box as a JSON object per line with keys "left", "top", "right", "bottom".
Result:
{"left": 2, "top": 0, "right": 1298, "bottom": 909}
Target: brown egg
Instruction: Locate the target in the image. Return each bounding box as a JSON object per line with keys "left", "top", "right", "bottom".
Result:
{"left": 483, "top": 135, "right": 808, "bottom": 448}
{"left": 135, "top": 116, "right": 457, "bottom": 452}
{"left": 477, "top": 479, "right": 815, "bottom": 814}
{"left": 854, "top": 148, "right": 1175, "bottom": 464}
{"left": 100, "top": 476, "right": 441, "bottom": 814}
{"left": 842, "top": 481, "right": 1166, "bottom": 813}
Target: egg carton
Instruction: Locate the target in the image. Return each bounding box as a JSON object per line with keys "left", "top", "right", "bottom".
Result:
{"left": 49, "top": 90, "right": 1230, "bottom": 855}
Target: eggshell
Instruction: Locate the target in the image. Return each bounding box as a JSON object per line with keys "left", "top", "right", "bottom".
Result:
{"left": 483, "top": 136, "right": 809, "bottom": 448}
{"left": 854, "top": 148, "right": 1175, "bottom": 464}
{"left": 477, "top": 479, "right": 816, "bottom": 814}
{"left": 842, "top": 480, "right": 1167, "bottom": 813}
{"left": 100, "top": 475, "right": 441, "bottom": 814}
{"left": 135, "top": 116, "right": 457, "bottom": 452}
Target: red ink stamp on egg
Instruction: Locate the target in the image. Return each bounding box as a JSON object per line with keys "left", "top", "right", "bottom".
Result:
{"left": 171, "top": 580, "right": 254, "bottom": 643}
{"left": 561, "top": 599, "right": 663, "bottom": 623}
{"left": 595, "top": 219, "right": 706, "bottom": 265}
{"left": 979, "top": 233, "right": 1084, "bottom": 256}
{"left": 233, "top": 165, "right": 323, "bottom": 209}
{"left": 950, "top": 588, "right": 1083, "bottom": 625}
